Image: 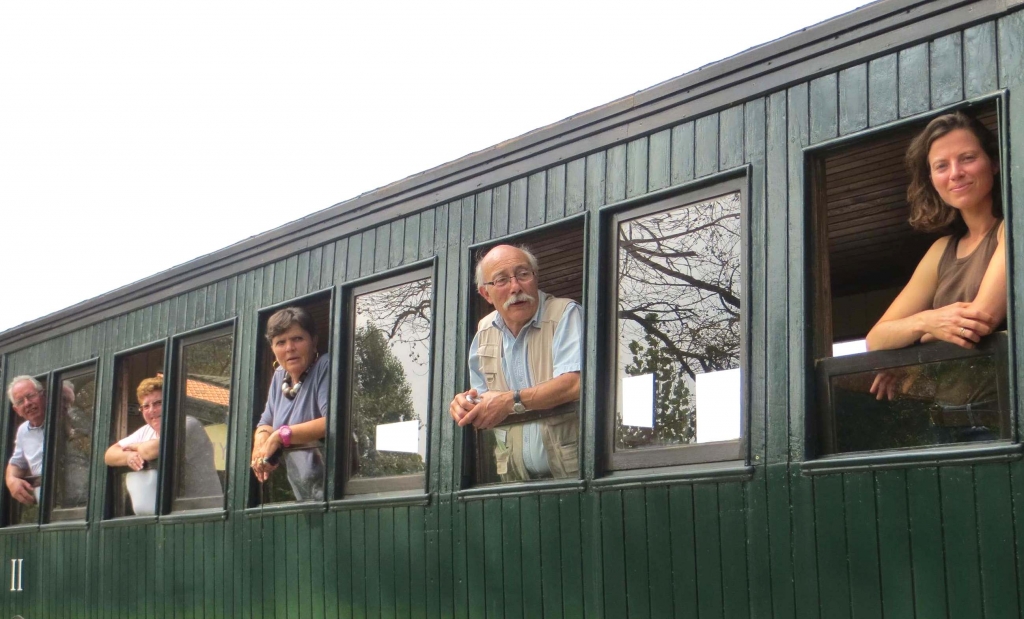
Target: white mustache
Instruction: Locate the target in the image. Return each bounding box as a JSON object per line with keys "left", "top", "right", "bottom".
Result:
{"left": 503, "top": 292, "right": 536, "bottom": 309}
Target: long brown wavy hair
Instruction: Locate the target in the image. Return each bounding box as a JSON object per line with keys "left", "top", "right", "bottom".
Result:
{"left": 905, "top": 111, "right": 1001, "bottom": 234}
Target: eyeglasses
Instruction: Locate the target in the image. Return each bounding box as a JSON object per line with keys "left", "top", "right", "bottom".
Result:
{"left": 483, "top": 268, "right": 535, "bottom": 289}
{"left": 13, "top": 390, "right": 42, "bottom": 408}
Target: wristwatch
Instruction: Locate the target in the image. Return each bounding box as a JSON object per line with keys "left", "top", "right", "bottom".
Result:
{"left": 279, "top": 425, "right": 292, "bottom": 448}
{"left": 512, "top": 390, "right": 526, "bottom": 414}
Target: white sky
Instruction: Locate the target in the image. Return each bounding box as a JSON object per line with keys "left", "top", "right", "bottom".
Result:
{"left": 0, "top": 0, "right": 872, "bottom": 334}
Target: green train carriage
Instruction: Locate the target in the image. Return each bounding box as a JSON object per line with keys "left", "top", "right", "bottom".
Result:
{"left": 2, "top": 0, "right": 1024, "bottom": 616}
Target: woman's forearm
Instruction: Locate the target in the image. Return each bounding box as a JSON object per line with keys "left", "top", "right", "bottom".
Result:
{"left": 288, "top": 417, "right": 327, "bottom": 445}
{"left": 866, "top": 313, "right": 928, "bottom": 351}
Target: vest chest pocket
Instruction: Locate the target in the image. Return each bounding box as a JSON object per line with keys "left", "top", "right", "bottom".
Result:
{"left": 477, "top": 344, "right": 500, "bottom": 387}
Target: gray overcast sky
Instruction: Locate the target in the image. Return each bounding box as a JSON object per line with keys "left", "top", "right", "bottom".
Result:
{"left": 0, "top": 0, "right": 871, "bottom": 334}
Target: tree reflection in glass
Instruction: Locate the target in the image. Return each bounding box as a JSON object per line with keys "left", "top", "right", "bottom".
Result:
{"left": 615, "top": 192, "right": 741, "bottom": 451}
{"left": 347, "top": 275, "right": 432, "bottom": 494}
{"left": 51, "top": 369, "right": 95, "bottom": 521}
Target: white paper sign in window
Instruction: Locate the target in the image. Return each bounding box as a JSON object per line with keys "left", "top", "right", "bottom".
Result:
{"left": 695, "top": 368, "right": 741, "bottom": 443}
{"left": 375, "top": 420, "right": 420, "bottom": 454}
{"left": 621, "top": 373, "right": 655, "bottom": 428}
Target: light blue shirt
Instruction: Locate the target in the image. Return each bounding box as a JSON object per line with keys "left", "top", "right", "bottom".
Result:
{"left": 468, "top": 291, "right": 583, "bottom": 477}
{"left": 9, "top": 420, "right": 45, "bottom": 477}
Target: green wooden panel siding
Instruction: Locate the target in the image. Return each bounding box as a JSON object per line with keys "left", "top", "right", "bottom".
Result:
{"left": 930, "top": 31, "right": 964, "bottom": 108}
{"left": 898, "top": 42, "right": 930, "bottom": 118}
{"left": 868, "top": 53, "right": 898, "bottom": 127}
{"left": 810, "top": 73, "right": 839, "bottom": 144}
{"left": 839, "top": 64, "right": 869, "bottom": 135}
{"left": 965, "top": 22, "right": 998, "bottom": 98}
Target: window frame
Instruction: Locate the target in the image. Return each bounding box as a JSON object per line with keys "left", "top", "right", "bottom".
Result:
{"left": 42, "top": 360, "right": 100, "bottom": 524}
{"left": 803, "top": 93, "right": 1014, "bottom": 462}
{"left": 164, "top": 320, "right": 236, "bottom": 515}
{"left": 338, "top": 263, "right": 437, "bottom": 499}
{"left": 104, "top": 339, "right": 168, "bottom": 521}
{"left": 602, "top": 174, "right": 750, "bottom": 472}
{"left": 248, "top": 288, "right": 335, "bottom": 510}
{"left": 2, "top": 370, "right": 51, "bottom": 528}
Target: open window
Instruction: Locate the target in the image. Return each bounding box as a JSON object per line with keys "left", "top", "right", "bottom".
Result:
{"left": 251, "top": 292, "right": 332, "bottom": 506}
{"left": 3, "top": 374, "right": 48, "bottom": 526}
{"left": 168, "top": 325, "right": 233, "bottom": 512}
{"left": 46, "top": 364, "right": 97, "bottom": 522}
{"left": 341, "top": 266, "right": 434, "bottom": 498}
{"left": 468, "top": 218, "right": 585, "bottom": 486}
{"left": 106, "top": 344, "right": 163, "bottom": 519}
{"left": 605, "top": 178, "right": 746, "bottom": 470}
{"left": 809, "top": 101, "right": 1009, "bottom": 456}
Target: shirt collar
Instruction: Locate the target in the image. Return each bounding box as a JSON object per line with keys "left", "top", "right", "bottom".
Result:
{"left": 490, "top": 290, "right": 548, "bottom": 334}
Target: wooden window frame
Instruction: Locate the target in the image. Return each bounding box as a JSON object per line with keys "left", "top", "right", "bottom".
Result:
{"left": 44, "top": 361, "right": 99, "bottom": 524}
{"left": 165, "top": 322, "right": 236, "bottom": 514}
{"left": 2, "top": 371, "right": 50, "bottom": 528}
{"left": 339, "top": 264, "right": 436, "bottom": 499}
{"left": 603, "top": 175, "right": 750, "bottom": 472}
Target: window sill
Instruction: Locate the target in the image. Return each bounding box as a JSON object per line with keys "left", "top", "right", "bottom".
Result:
{"left": 100, "top": 515, "right": 158, "bottom": 528}
{"left": 456, "top": 478, "right": 586, "bottom": 502}
{"left": 0, "top": 524, "right": 39, "bottom": 535}
{"left": 802, "top": 441, "right": 1023, "bottom": 475}
{"left": 592, "top": 460, "right": 753, "bottom": 491}
{"left": 40, "top": 520, "right": 89, "bottom": 532}
{"left": 329, "top": 492, "right": 431, "bottom": 511}
{"left": 160, "top": 509, "right": 227, "bottom": 524}
{"left": 242, "top": 501, "right": 327, "bottom": 519}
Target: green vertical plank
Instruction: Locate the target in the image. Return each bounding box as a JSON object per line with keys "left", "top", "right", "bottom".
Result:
{"left": 508, "top": 178, "right": 528, "bottom": 234}
{"left": 1010, "top": 459, "right": 1024, "bottom": 617}
{"left": 352, "top": 510, "right": 367, "bottom": 619}
{"left": 465, "top": 501, "right": 486, "bottom": 619}
{"left": 930, "top": 32, "right": 964, "bottom": 107}
{"left": 940, "top": 467, "right": 983, "bottom": 618}
{"left": 483, "top": 499, "right": 504, "bottom": 619}
{"left": 284, "top": 254, "right": 299, "bottom": 300}
{"left": 474, "top": 190, "right": 493, "bottom": 244}
{"left": 360, "top": 229, "right": 377, "bottom": 278}
{"left": 337, "top": 510, "right": 354, "bottom": 619}
{"left": 527, "top": 170, "right": 546, "bottom": 228}
{"left": 491, "top": 185, "right": 510, "bottom": 238}
{"left": 307, "top": 245, "right": 323, "bottom": 293}
{"left": 719, "top": 104, "right": 744, "bottom": 170}
{"left": 973, "top": 464, "right": 1019, "bottom": 618}
{"left": 453, "top": 500, "right": 468, "bottom": 619}
{"left": 366, "top": 508, "right": 381, "bottom": 619}
{"left": 787, "top": 81, "right": 809, "bottom": 462}
{"left": 394, "top": 507, "right": 411, "bottom": 619}
{"left": 546, "top": 164, "right": 566, "bottom": 222}
{"left": 403, "top": 214, "right": 420, "bottom": 266}
{"left": 606, "top": 143, "right": 627, "bottom": 203}
{"left": 438, "top": 498, "right": 454, "bottom": 619}
{"left": 718, "top": 483, "right": 749, "bottom": 619}
{"left": 538, "top": 494, "right": 563, "bottom": 619}
{"left": 810, "top": 73, "right": 837, "bottom": 145}
{"left": 868, "top": 54, "right": 898, "bottom": 127}
{"left": 907, "top": 468, "right": 948, "bottom": 619}
{"left": 622, "top": 487, "right": 651, "bottom": 619}
{"left": 695, "top": 114, "right": 719, "bottom": 178}
{"left": 814, "top": 475, "right": 850, "bottom": 619}
{"left": 694, "top": 483, "right": 724, "bottom": 619}
{"left": 964, "top": 22, "right": 998, "bottom": 98}
{"left": 311, "top": 513, "right": 326, "bottom": 619}
{"left": 601, "top": 491, "right": 627, "bottom": 619}
{"left": 765, "top": 89, "right": 789, "bottom": 466}
{"left": 565, "top": 158, "right": 585, "bottom": 215}
{"left": 375, "top": 223, "right": 392, "bottom": 274}
{"left": 874, "top": 470, "right": 914, "bottom": 619}
{"left": 389, "top": 220, "right": 405, "bottom": 269}
{"left": 625, "top": 137, "right": 648, "bottom": 199}
{"left": 898, "top": 43, "right": 929, "bottom": 117}
{"left": 277, "top": 517, "right": 292, "bottom": 619}
{"left": 791, "top": 470, "right": 820, "bottom": 619}
{"left": 668, "top": 484, "right": 698, "bottom": 618}
{"left": 381, "top": 508, "right": 397, "bottom": 619}
{"left": 585, "top": 152, "right": 606, "bottom": 209}
{"left": 843, "top": 473, "right": 882, "bottom": 619}
{"left": 745, "top": 469, "right": 773, "bottom": 619}
{"left": 418, "top": 209, "right": 435, "bottom": 261}
{"left": 409, "top": 505, "right": 426, "bottom": 619}
{"left": 323, "top": 510, "right": 340, "bottom": 618}
{"left": 346, "top": 234, "right": 362, "bottom": 282}
{"left": 425, "top": 502, "right": 440, "bottom": 619}
{"left": 519, "top": 496, "right": 543, "bottom": 619}
{"left": 648, "top": 129, "right": 671, "bottom": 191}
{"left": 298, "top": 515, "right": 313, "bottom": 619}
{"left": 559, "top": 493, "right": 584, "bottom": 619}
{"left": 296, "top": 250, "right": 311, "bottom": 297}
{"left": 501, "top": 497, "right": 523, "bottom": 619}
{"left": 643, "top": 487, "right": 672, "bottom": 619}
{"left": 839, "top": 64, "right": 868, "bottom": 135}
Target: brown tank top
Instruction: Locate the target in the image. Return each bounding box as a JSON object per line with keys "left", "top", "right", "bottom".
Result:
{"left": 932, "top": 221, "right": 1002, "bottom": 309}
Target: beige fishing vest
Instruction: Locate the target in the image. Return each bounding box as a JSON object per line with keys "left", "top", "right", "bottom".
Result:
{"left": 476, "top": 294, "right": 579, "bottom": 481}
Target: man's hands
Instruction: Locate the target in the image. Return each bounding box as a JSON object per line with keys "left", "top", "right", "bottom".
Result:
{"left": 449, "top": 389, "right": 513, "bottom": 430}
{"left": 5, "top": 474, "right": 34, "bottom": 505}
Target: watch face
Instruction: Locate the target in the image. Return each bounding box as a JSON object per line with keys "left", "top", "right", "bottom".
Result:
{"left": 513, "top": 402, "right": 526, "bottom": 414}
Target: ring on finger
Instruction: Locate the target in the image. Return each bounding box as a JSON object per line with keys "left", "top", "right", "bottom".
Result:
{"left": 959, "top": 326, "right": 967, "bottom": 338}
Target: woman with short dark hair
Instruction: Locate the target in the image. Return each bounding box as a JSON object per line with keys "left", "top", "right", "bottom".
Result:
{"left": 250, "top": 306, "right": 329, "bottom": 501}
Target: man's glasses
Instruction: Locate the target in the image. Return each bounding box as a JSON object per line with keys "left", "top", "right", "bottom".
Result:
{"left": 13, "top": 390, "right": 42, "bottom": 408}
{"left": 483, "top": 268, "right": 535, "bottom": 289}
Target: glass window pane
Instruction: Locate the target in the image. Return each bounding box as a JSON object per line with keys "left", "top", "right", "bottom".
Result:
{"left": 172, "top": 333, "right": 231, "bottom": 511}
{"left": 346, "top": 275, "right": 431, "bottom": 496}
{"left": 614, "top": 192, "right": 742, "bottom": 453}
{"left": 5, "top": 376, "right": 47, "bottom": 526}
{"left": 827, "top": 353, "right": 1008, "bottom": 453}
{"left": 49, "top": 369, "right": 95, "bottom": 521}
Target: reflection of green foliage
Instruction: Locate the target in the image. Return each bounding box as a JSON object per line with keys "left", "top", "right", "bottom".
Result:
{"left": 185, "top": 336, "right": 234, "bottom": 378}
{"left": 351, "top": 325, "right": 424, "bottom": 478}
{"left": 619, "top": 314, "right": 695, "bottom": 448}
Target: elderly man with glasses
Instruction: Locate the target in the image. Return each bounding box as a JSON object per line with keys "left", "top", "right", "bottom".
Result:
{"left": 6, "top": 376, "right": 47, "bottom": 505}
{"left": 449, "top": 244, "right": 582, "bottom": 482}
